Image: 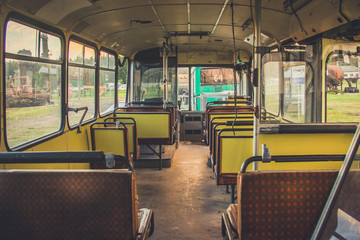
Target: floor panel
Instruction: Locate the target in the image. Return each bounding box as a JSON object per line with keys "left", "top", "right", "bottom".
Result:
{"left": 136, "top": 142, "right": 230, "bottom": 240}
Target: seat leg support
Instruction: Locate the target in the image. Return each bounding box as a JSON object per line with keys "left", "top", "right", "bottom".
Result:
{"left": 145, "top": 144, "right": 163, "bottom": 170}
{"left": 231, "top": 185, "right": 236, "bottom": 203}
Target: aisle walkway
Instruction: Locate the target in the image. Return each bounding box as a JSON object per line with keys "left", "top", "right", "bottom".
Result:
{"left": 136, "top": 142, "right": 229, "bottom": 240}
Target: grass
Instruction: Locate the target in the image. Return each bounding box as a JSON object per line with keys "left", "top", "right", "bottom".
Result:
{"left": 6, "top": 103, "right": 60, "bottom": 121}
{"left": 327, "top": 93, "right": 360, "bottom": 122}
{"left": 6, "top": 92, "right": 128, "bottom": 147}
{"left": 7, "top": 105, "right": 61, "bottom": 147}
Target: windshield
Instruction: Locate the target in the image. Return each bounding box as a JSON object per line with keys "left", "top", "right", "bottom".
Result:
{"left": 132, "top": 48, "right": 177, "bottom": 105}
{"left": 191, "top": 67, "right": 240, "bottom": 111}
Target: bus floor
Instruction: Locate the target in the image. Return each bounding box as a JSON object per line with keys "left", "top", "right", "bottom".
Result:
{"left": 136, "top": 141, "right": 229, "bottom": 240}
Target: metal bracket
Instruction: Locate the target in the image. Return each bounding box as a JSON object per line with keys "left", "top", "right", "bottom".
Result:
{"left": 67, "top": 106, "right": 88, "bottom": 133}
{"left": 105, "top": 153, "right": 115, "bottom": 168}
{"left": 254, "top": 46, "right": 270, "bottom": 56}
{"left": 262, "top": 144, "right": 271, "bottom": 162}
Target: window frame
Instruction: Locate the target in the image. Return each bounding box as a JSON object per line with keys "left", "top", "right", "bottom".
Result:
{"left": 67, "top": 36, "right": 98, "bottom": 130}
{"left": 118, "top": 55, "right": 129, "bottom": 107}
{"left": 260, "top": 50, "right": 315, "bottom": 123}
{"left": 3, "top": 13, "right": 66, "bottom": 151}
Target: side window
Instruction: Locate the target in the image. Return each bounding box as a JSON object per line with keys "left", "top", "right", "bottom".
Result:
{"left": 118, "top": 55, "right": 128, "bottom": 107}
{"left": 99, "top": 51, "right": 116, "bottom": 115}
{"left": 68, "top": 40, "right": 96, "bottom": 127}
{"left": 5, "top": 21, "right": 62, "bottom": 149}
{"left": 326, "top": 48, "right": 360, "bottom": 122}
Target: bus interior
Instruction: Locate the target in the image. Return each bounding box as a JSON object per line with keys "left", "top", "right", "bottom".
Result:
{"left": 0, "top": 0, "right": 360, "bottom": 239}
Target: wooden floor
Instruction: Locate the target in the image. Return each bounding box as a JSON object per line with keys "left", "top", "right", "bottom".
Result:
{"left": 136, "top": 141, "right": 230, "bottom": 240}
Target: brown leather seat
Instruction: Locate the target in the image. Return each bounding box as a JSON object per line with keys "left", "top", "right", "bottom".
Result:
{"left": 237, "top": 171, "right": 338, "bottom": 240}
{"left": 0, "top": 170, "right": 153, "bottom": 240}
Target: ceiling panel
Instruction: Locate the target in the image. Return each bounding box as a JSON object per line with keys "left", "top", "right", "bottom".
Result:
{"left": 155, "top": 5, "right": 188, "bottom": 26}
{"left": 5, "top": 0, "right": 317, "bottom": 57}
{"left": 191, "top": 5, "right": 222, "bottom": 25}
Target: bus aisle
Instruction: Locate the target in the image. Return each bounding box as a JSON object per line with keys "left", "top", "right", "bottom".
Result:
{"left": 136, "top": 142, "right": 229, "bottom": 240}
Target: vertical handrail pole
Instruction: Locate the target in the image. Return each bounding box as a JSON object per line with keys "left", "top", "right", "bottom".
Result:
{"left": 252, "top": 0, "right": 261, "bottom": 170}
{"left": 163, "top": 40, "right": 169, "bottom": 109}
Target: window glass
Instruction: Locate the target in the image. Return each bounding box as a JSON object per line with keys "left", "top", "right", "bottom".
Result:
{"left": 325, "top": 42, "right": 360, "bottom": 123}
{"left": 84, "top": 47, "right": 95, "bottom": 66}
{"left": 263, "top": 62, "right": 280, "bottom": 116}
{"left": 283, "top": 62, "right": 310, "bottom": 122}
{"left": 99, "top": 70, "right": 115, "bottom": 114}
{"left": 68, "top": 41, "right": 83, "bottom": 64}
{"left": 99, "top": 51, "right": 116, "bottom": 115}
{"left": 68, "top": 66, "right": 95, "bottom": 126}
{"left": 178, "top": 67, "right": 189, "bottom": 110}
{"left": 5, "top": 21, "right": 62, "bottom": 148}
{"left": 118, "top": 56, "right": 128, "bottom": 107}
{"left": 190, "top": 67, "right": 238, "bottom": 111}
{"left": 134, "top": 64, "right": 162, "bottom": 101}
{"left": 132, "top": 49, "right": 176, "bottom": 106}
{"left": 6, "top": 21, "right": 38, "bottom": 57}
{"left": 5, "top": 59, "right": 61, "bottom": 148}
{"left": 133, "top": 59, "right": 176, "bottom": 104}
{"left": 100, "top": 51, "right": 108, "bottom": 68}
{"left": 261, "top": 50, "right": 314, "bottom": 123}
{"left": 109, "top": 54, "right": 116, "bottom": 70}
{"left": 40, "top": 33, "right": 61, "bottom": 60}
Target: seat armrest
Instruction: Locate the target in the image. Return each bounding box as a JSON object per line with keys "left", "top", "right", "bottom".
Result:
{"left": 137, "top": 208, "right": 154, "bottom": 240}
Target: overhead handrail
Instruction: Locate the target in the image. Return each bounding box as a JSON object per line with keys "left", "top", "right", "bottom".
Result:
{"left": 67, "top": 106, "right": 88, "bottom": 133}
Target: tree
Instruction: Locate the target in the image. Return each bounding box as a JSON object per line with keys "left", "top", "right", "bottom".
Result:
{"left": 118, "top": 59, "right": 128, "bottom": 84}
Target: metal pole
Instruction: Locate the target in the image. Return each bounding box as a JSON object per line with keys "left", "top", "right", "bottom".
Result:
{"left": 252, "top": 0, "right": 261, "bottom": 170}
{"left": 163, "top": 42, "right": 168, "bottom": 109}
{"left": 159, "top": 144, "right": 162, "bottom": 170}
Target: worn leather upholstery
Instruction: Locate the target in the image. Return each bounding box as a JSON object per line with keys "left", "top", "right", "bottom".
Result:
{"left": 0, "top": 170, "right": 138, "bottom": 240}
{"left": 237, "top": 171, "right": 337, "bottom": 240}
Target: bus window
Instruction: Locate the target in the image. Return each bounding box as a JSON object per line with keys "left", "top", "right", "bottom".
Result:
{"left": 5, "top": 21, "right": 62, "bottom": 148}
{"left": 118, "top": 55, "right": 127, "bottom": 107}
{"left": 99, "top": 51, "right": 116, "bottom": 115}
{"left": 325, "top": 41, "right": 360, "bottom": 123}
{"left": 132, "top": 48, "right": 177, "bottom": 105}
{"left": 178, "top": 67, "right": 189, "bottom": 110}
{"left": 191, "top": 67, "right": 239, "bottom": 111}
{"left": 68, "top": 40, "right": 96, "bottom": 127}
{"left": 262, "top": 50, "right": 314, "bottom": 123}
